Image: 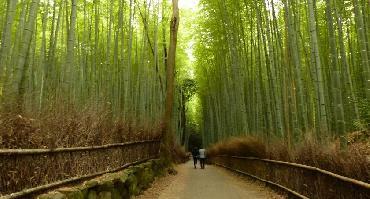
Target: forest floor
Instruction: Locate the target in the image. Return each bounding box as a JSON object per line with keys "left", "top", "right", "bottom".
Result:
{"left": 135, "top": 161, "right": 285, "bottom": 199}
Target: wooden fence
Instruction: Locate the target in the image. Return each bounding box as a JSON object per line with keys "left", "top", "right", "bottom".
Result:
{"left": 212, "top": 155, "right": 370, "bottom": 199}
{"left": 0, "top": 139, "right": 161, "bottom": 198}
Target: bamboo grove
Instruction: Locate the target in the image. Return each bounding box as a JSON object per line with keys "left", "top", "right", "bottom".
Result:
{"left": 195, "top": 0, "right": 370, "bottom": 146}
{"left": 0, "top": 0, "right": 189, "bottom": 141}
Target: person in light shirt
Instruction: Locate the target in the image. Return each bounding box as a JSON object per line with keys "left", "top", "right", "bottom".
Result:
{"left": 199, "top": 148, "right": 206, "bottom": 169}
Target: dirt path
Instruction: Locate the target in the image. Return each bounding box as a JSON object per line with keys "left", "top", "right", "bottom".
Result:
{"left": 136, "top": 161, "right": 284, "bottom": 199}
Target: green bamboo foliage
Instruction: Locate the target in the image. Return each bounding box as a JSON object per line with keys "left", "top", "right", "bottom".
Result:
{"left": 353, "top": 0, "right": 370, "bottom": 98}
{"left": 1, "top": 0, "right": 369, "bottom": 148}
{"left": 0, "top": 0, "right": 18, "bottom": 82}
{"left": 195, "top": 0, "right": 370, "bottom": 146}
{"left": 0, "top": 0, "right": 172, "bottom": 132}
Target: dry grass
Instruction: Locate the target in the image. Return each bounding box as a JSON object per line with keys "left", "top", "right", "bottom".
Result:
{"left": 208, "top": 136, "right": 267, "bottom": 159}
{"left": 207, "top": 134, "right": 370, "bottom": 182}
{"left": 0, "top": 104, "right": 163, "bottom": 196}
{"left": 0, "top": 107, "right": 162, "bottom": 149}
{"left": 0, "top": 141, "right": 160, "bottom": 195}
{"left": 172, "top": 144, "right": 189, "bottom": 164}
{"left": 208, "top": 134, "right": 369, "bottom": 198}
{"left": 291, "top": 136, "right": 369, "bottom": 182}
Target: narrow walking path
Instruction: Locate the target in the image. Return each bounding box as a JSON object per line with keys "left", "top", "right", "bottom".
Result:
{"left": 136, "top": 161, "right": 284, "bottom": 199}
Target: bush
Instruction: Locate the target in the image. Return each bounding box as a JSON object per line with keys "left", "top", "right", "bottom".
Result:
{"left": 0, "top": 106, "right": 162, "bottom": 149}
{"left": 207, "top": 136, "right": 266, "bottom": 158}
{"left": 207, "top": 135, "right": 369, "bottom": 182}
{"left": 172, "top": 144, "right": 189, "bottom": 164}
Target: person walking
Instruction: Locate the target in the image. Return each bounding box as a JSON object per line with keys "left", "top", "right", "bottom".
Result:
{"left": 199, "top": 148, "right": 206, "bottom": 169}
{"left": 191, "top": 147, "right": 199, "bottom": 169}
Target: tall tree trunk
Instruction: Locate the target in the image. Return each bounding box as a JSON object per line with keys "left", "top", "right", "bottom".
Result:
{"left": 283, "top": 0, "right": 308, "bottom": 133}
{"left": 334, "top": 0, "right": 360, "bottom": 121}
{"left": 262, "top": 0, "right": 284, "bottom": 137}
{"left": 0, "top": 0, "right": 18, "bottom": 82}
{"left": 307, "top": 0, "right": 329, "bottom": 137}
{"left": 353, "top": 0, "right": 370, "bottom": 99}
{"left": 11, "top": 0, "right": 40, "bottom": 111}
{"left": 180, "top": 91, "right": 187, "bottom": 146}
{"left": 39, "top": 1, "right": 49, "bottom": 112}
{"left": 124, "top": 0, "right": 134, "bottom": 121}
{"left": 162, "top": 0, "right": 179, "bottom": 160}
{"left": 65, "top": 0, "right": 77, "bottom": 102}
{"left": 325, "top": 0, "right": 345, "bottom": 137}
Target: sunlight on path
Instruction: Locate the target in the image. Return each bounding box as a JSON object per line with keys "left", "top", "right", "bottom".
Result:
{"left": 139, "top": 161, "right": 284, "bottom": 199}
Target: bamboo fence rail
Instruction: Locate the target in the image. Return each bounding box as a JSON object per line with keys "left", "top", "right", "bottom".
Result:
{"left": 0, "top": 157, "right": 157, "bottom": 199}
{"left": 224, "top": 155, "right": 370, "bottom": 189}
{"left": 0, "top": 139, "right": 161, "bottom": 197}
{"left": 214, "top": 162, "right": 309, "bottom": 199}
{"left": 0, "top": 140, "right": 160, "bottom": 155}
{"left": 213, "top": 155, "right": 370, "bottom": 199}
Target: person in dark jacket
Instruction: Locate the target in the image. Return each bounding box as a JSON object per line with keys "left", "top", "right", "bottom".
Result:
{"left": 191, "top": 147, "right": 199, "bottom": 168}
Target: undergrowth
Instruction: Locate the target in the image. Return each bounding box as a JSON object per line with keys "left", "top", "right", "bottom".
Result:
{"left": 0, "top": 106, "right": 162, "bottom": 149}
{"left": 207, "top": 132, "right": 370, "bottom": 182}
{"left": 171, "top": 144, "right": 189, "bottom": 164}
{"left": 0, "top": 104, "right": 163, "bottom": 195}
